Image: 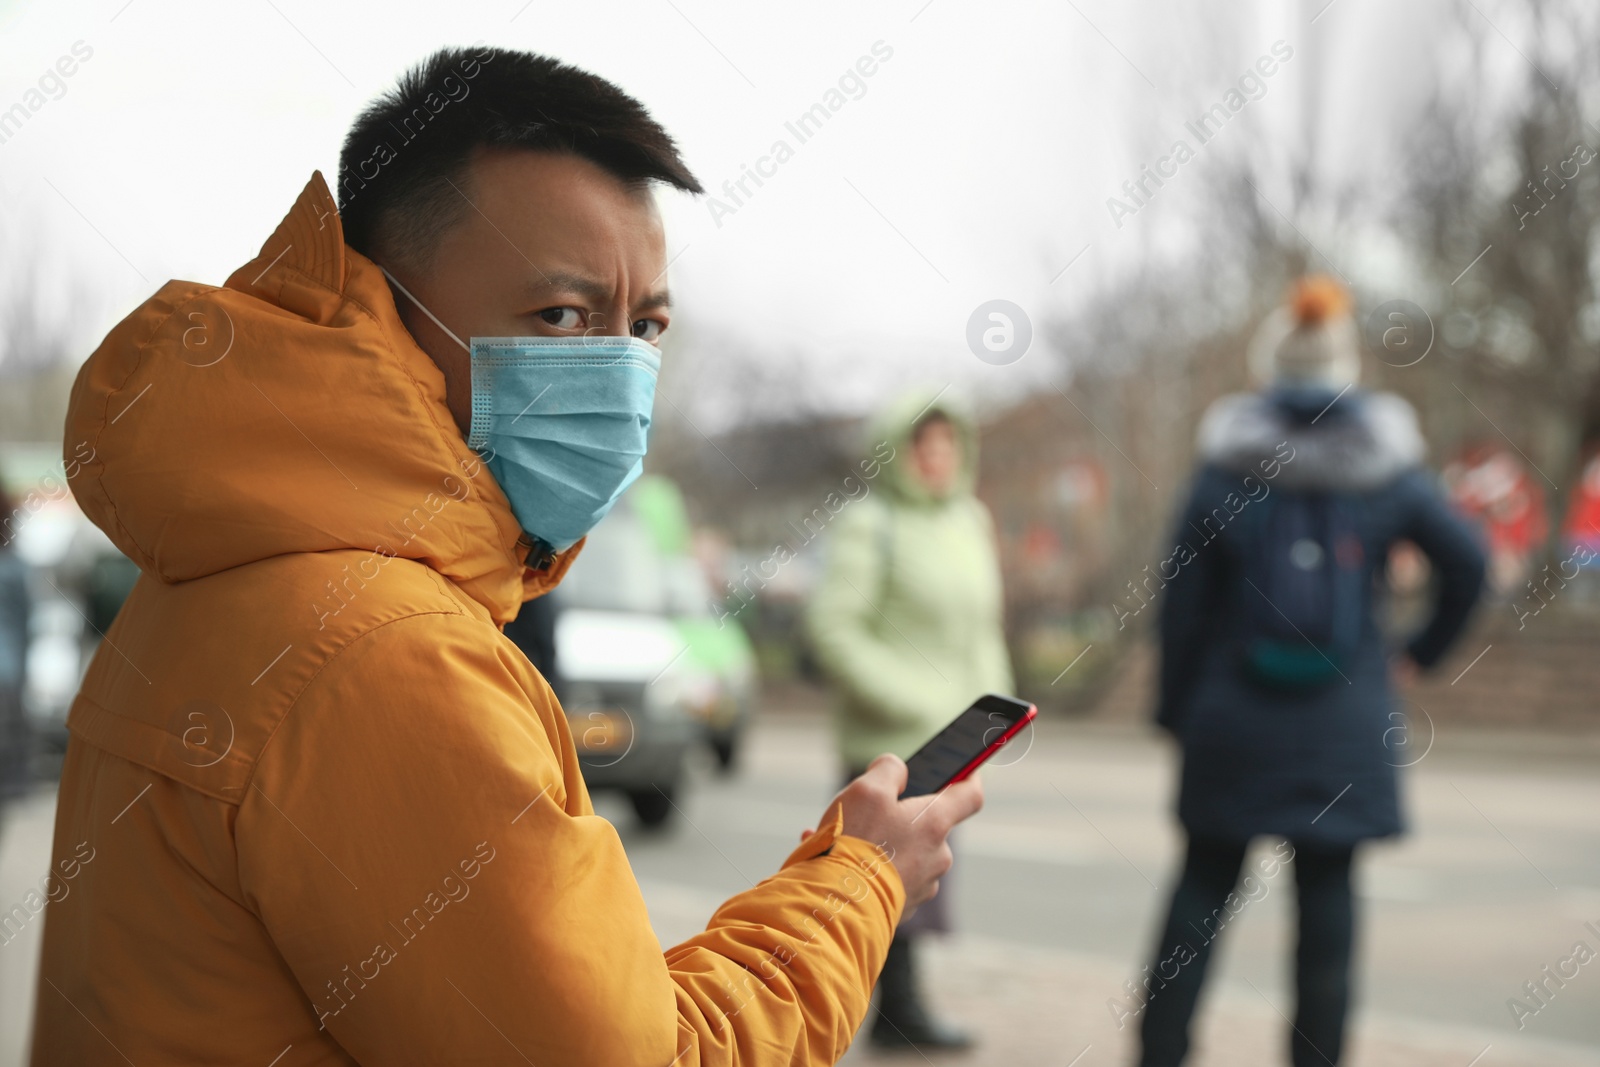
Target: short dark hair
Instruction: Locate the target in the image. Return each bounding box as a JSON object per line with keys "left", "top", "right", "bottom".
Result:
{"left": 338, "top": 46, "right": 702, "bottom": 270}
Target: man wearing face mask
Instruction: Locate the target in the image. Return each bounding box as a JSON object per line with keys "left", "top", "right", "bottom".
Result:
{"left": 31, "top": 47, "right": 982, "bottom": 1066}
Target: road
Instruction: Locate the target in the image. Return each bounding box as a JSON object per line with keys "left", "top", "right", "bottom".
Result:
{"left": 3, "top": 707, "right": 1599, "bottom": 1066}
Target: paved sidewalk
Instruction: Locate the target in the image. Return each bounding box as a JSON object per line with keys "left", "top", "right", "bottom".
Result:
{"left": 843, "top": 936, "right": 1592, "bottom": 1067}
{"left": 638, "top": 877, "right": 1597, "bottom": 1067}
{"left": 0, "top": 791, "right": 54, "bottom": 1067}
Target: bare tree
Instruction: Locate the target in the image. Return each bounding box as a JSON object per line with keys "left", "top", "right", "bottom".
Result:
{"left": 0, "top": 230, "right": 84, "bottom": 444}
{"left": 1401, "top": 0, "right": 1600, "bottom": 540}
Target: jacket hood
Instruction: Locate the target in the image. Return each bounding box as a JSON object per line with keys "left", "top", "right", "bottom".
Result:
{"left": 63, "top": 171, "right": 579, "bottom": 626}
{"left": 1197, "top": 386, "right": 1426, "bottom": 491}
{"left": 868, "top": 388, "right": 979, "bottom": 504}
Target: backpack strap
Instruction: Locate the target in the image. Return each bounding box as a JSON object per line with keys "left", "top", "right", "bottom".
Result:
{"left": 875, "top": 502, "right": 895, "bottom": 607}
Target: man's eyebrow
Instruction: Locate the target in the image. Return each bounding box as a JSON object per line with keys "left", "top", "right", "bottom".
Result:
{"left": 635, "top": 288, "right": 671, "bottom": 313}
{"left": 524, "top": 271, "right": 671, "bottom": 313}
{"left": 527, "top": 271, "right": 612, "bottom": 306}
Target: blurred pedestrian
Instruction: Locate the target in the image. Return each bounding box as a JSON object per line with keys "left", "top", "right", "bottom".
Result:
{"left": 0, "top": 487, "right": 34, "bottom": 831}
{"left": 807, "top": 392, "right": 1015, "bottom": 1052}
{"left": 1138, "top": 276, "right": 1487, "bottom": 1066}
{"left": 502, "top": 589, "right": 562, "bottom": 702}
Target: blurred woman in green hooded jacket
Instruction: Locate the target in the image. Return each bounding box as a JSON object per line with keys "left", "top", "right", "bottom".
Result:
{"left": 806, "top": 391, "right": 1015, "bottom": 1051}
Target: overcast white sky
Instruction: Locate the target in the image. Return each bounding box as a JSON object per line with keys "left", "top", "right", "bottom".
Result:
{"left": 0, "top": 0, "right": 1492, "bottom": 426}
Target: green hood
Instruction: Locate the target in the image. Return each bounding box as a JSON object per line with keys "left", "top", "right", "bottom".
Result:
{"left": 868, "top": 389, "right": 980, "bottom": 505}
{"left": 808, "top": 387, "right": 1013, "bottom": 765}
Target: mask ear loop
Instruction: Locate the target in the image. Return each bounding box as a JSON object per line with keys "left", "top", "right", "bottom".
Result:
{"left": 381, "top": 265, "right": 497, "bottom": 450}
{"left": 379, "top": 266, "right": 469, "bottom": 352}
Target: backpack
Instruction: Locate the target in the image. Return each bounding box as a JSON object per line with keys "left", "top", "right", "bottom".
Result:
{"left": 1236, "top": 489, "right": 1366, "bottom": 689}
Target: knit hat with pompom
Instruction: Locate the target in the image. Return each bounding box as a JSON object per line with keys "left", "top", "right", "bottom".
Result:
{"left": 1247, "top": 275, "right": 1362, "bottom": 389}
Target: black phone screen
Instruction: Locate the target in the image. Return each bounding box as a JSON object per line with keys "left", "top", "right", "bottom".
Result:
{"left": 901, "top": 694, "right": 1034, "bottom": 797}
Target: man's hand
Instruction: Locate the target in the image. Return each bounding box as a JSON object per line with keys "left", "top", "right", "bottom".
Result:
{"left": 809, "top": 754, "right": 983, "bottom": 911}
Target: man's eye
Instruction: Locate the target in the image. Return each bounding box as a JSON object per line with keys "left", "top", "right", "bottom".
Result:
{"left": 632, "top": 319, "right": 664, "bottom": 343}
{"left": 538, "top": 307, "right": 584, "bottom": 329}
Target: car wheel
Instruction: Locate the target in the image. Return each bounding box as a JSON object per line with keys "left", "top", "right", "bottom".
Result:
{"left": 629, "top": 785, "right": 676, "bottom": 828}
{"left": 711, "top": 732, "right": 740, "bottom": 773}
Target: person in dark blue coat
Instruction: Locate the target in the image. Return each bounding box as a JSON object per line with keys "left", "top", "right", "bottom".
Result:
{"left": 0, "top": 487, "right": 32, "bottom": 821}
{"left": 1135, "top": 277, "right": 1487, "bottom": 1067}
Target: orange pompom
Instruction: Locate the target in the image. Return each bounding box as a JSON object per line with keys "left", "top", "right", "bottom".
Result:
{"left": 1288, "top": 275, "right": 1350, "bottom": 325}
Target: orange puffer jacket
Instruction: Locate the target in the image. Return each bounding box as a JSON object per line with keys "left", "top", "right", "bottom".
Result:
{"left": 30, "top": 171, "right": 903, "bottom": 1066}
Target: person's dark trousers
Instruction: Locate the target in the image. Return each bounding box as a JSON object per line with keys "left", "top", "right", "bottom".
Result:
{"left": 1137, "top": 836, "right": 1356, "bottom": 1067}
{"left": 1137, "top": 836, "right": 1247, "bottom": 1066}
{"left": 872, "top": 932, "right": 920, "bottom": 1041}
{"left": 1290, "top": 843, "right": 1356, "bottom": 1066}
{"left": 871, "top": 930, "right": 972, "bottom": 1050}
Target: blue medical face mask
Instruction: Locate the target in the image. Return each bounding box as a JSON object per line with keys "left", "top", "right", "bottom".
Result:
{"left": 382, "top": 268, "right": 659, "bottom": 554}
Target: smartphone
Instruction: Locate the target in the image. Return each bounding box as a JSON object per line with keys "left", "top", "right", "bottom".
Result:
{"left": 901, "top": 694, "right": 1038, "bottom": 797}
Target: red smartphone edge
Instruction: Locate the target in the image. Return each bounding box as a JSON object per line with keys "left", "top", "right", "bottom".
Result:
{"left": 942, "top": 702, "right": 1037, "bottom": 788}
